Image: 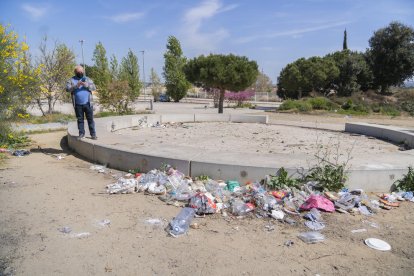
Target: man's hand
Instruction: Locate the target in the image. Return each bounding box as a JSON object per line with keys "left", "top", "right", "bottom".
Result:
{"left": 77, "top": 81, "right": 89, "bottom": 88}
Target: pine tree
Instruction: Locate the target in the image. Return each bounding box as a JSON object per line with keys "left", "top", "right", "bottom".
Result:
{"left": 343, "top": 29, "right": 348, "bottom": 50}
{"left": 163, "top": 36, "right": 190, "bottom": 102}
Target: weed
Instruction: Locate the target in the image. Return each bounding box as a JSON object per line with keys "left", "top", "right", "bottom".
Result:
{"left": 305, "top": 131, "right": 354, "bottom": 192}
{"left": 306, "top": 164, "right": 347, "bottom": 191}
{"left": 394, "top": 166, "right": 414, "bottom": 191}
{"left": 268, "top": 167, "right": 300, "bottom": 190}
{"left": 195, "top": 175, "right": 210, "bottom": 181}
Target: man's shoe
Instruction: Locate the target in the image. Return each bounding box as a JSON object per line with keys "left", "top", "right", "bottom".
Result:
{"left": 91, "top": 136, "right": 98, "bottom": 140}
{"left": 77, "top": 134, "right": 85, "bottom": 140}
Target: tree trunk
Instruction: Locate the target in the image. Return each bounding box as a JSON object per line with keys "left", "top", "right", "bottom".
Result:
{"left": 36, "top": 99, "right": 46, "bottom": 116}
{"left": 47, "top": 96, "right": 53, "bottom": 114}
{"left": 218, "top": 89, "right": 225, "bottom": 114}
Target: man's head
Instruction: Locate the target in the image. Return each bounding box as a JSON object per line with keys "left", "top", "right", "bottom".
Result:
{"left": 74, "top": 65, "right": 84, "bottom": 78}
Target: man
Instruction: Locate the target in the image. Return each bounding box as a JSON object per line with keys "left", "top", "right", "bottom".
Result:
{"left": 66, "top": 65, "right": 97, "bottom": 140}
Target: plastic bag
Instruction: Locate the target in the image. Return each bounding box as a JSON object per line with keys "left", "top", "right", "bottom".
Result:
{"left": 298, "top": 231, "right": 326, "bottom": 244}
{"left": 230, "top": 199, "right": 254, "bottom": 216}
{"left": 147, "top": 182, "right": 166, "bottom": 195}
{"left": 300, "top": 195, "right": 335, "bottom": 212}
{"left": 106, "top": 178, "right": 137, "bottom": 194}
{"left": 189, "top": 192, "right": 217, "bottom": 214}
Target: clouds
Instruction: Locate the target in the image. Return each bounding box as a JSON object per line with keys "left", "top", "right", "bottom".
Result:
{"left": 21, "top": 3, "right": 49, "bottom": 20}
{"left": 106, "top": 12, "right": 145, "bottom": 23}
{"left": 181, "top": 0, "right": 238, "bottom": 52}
{"left": 236, "top": 20, "right": 352, "bottom": 44}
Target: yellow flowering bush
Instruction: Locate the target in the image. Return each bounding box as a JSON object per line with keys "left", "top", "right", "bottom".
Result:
{"left": 0, "top": 23, "right": 41, "bottom": 116}
{"left": 0, "top": 23, "right": 39, "bottom": 146}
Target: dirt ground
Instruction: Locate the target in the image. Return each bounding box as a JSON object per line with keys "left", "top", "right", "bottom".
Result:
{"left": 1, "top": 130, "right": 414, "bottom": 275}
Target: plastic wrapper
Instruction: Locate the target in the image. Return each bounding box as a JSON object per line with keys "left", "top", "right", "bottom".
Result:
{"left": 106, "top": 178, "right": 137, "bottom": 194}
{"left": 298, "top": 231, "right": 326, "bottom": 244}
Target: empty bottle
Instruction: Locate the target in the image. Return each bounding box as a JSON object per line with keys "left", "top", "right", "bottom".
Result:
{"left": 169, "top": 207, "right": 196, "bottom": 237}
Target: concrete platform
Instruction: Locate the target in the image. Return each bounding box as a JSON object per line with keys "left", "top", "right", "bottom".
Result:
{"left": 67, "top": 115, "right": 414, "bottom": 192}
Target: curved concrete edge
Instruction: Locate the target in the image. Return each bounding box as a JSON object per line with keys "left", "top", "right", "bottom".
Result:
{"left": 67, "top": 113, "right": 269, "bottom": 177}
{"left": 67, "top": 115, "right": 413, "bottom": 192}
{"left": 345, "top": 122, "right": 414, "bottom": 148}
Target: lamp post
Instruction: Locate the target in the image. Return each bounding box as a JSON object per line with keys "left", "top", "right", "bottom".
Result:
{"left": 79, "top": 39, "right": 85, "bottom": 75}
{"left": 140, "top": 50, "right": 146, "bottom": 101}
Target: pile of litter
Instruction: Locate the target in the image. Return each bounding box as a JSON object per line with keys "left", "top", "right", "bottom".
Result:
{"left": 104, "top": 165, "right": 413, "bottom": 245}
{"left": 129, "top": 117, "right": 187, "bottom": 130}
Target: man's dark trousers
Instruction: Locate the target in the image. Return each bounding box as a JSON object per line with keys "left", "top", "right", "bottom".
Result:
{"left": 75, "top": 103, "right": 96, "bottom": 136}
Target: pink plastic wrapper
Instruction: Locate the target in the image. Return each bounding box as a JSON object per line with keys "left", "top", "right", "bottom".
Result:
{"left": 300, "top": 195, "right": 335, "bottom": 212}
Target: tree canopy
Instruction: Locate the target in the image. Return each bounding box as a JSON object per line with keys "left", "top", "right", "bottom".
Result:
{"left": 366, "top": 21, "right": 414, "bottom": 93}
{"left": 184, "top": 54, "right": 258, "bottom": 113}
{"left": 34, "top": 37, "right": 76, "bottom": 115}
{"left": 277, "top": 57, "right": 339, "bottom": 99}
{"left": 163, "top": 36, "right": 190, "bottom": 102}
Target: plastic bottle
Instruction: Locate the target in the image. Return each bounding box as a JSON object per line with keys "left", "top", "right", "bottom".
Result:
{"left": 169, "top": 207, "right": 196, "bottom": 237}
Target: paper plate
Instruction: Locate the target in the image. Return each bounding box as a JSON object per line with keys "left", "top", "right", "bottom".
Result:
{"left": 364, "top": 238, "right": 391, "bottom": 251}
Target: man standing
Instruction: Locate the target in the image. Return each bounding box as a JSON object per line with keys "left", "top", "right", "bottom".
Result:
{"left": 66, "top": 65, "right": 97, "bottom": 140}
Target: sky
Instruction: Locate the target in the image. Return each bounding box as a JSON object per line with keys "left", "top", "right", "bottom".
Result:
{"left": 1, "top": 0, "right": 413, "bottom": 83}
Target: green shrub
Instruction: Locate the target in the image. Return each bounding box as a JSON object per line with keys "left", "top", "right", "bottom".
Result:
{"left": 296, "top": 101, "right": 312, "bottom": 112}
{"left": 0, "top": 121, "right": 29, "bottom": 148}
{"left": 400, "top": 101, "right": 414, "bottom": 116}
{"left": 268, "top": 167, "right": 300, "bottom": 190}
{"left": 380, "top": 105, "right": 400, "bottom": 116}
{"left": 371, "top": 103, "right": 381, "bottom": 113}
{"left": 278, "top": 99, "right": 297, "bottom": 110}
{"left": 353, "top": 103, "right": 370, "bottom": 113}
{"left": 308, "top": 97, "right": 330, "bottom": 110}
{"left": 394, "top": 166, "right": 414, "bottom": 191}
{"left": 341, "top": 99, "right": 353, "bottom": 110}
{"left": 306, "top": 164, "right": 347, "bottom": 192}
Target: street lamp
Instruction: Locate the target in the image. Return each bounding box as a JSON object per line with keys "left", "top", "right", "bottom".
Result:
{"left": 140, "top": 50, "right": 146, "bottom": 101}
{"left": 79, "top": 39, "right": 85, "bottom": 75}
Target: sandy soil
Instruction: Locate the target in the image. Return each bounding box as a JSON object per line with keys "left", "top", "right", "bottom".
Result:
{"left": 1, "top": 131, "right": 414, "bottom": 275}
{"left": 119, "top": 122, "right": 399, "bottom": 156}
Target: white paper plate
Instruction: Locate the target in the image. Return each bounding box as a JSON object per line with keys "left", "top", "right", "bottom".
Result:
{"left": 365, "top": 238, "right": 391, "bottom": 251}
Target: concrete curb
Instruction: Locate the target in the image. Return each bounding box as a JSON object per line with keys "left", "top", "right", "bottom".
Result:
{"left": 67, "top": 115, "right": 414, "bottom": 192}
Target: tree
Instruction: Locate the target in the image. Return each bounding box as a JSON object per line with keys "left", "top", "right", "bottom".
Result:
{"left": 34, "top": 37, "right": 76, "bottom": 115}
{"left": 119, "top": 49, "right": 141, "bottom": 97}
{"left": 92, "top": 42, "right": 111, "bottom": 97}
{"left": 326, "top": 50, "right": 373, "bottom": 96}
{"left": 163, "top": 36, "right": 190, "bottom": 102}
{"left": 0, "top": 23, "right": 41, "bottom": 144}
{"left": 105, "top": 80, "right": 134, "bottom": 114}
{"left": 343, "top": 29, "right": 348, "bottom": 50}
{"left": 366, "top": 21, "right": 414, "bottom": 93}
{"left": 277, "top": 57, "right": 339, "bottom": 99}
{"left": 184, "top": 54, "right": 259, "bottom": 113}
{"left": 251, "top": 71, "right": 273, "bottom": 92}
{"left": 109, "top": 54, "right": 119, "bottom": 81}
{"left": 150, "top": 68, "right": 162, "bottom": 100}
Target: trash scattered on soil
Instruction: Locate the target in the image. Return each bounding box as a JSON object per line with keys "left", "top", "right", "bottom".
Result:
{"left": 12, "top": 149, "right": 30, "bottom": 157}
{"left": 298, "top": 231, "right": 326, "bottom": 244}
{"left": 351, "top": 228, "right": 367, "bottom": 233}
{"left": 70, "top": 232, "right": 91, "bottom": 239}
{"left": 364, "top": 238, "right": 391, "bottom": 251}
{"left": 90, "top": 164, "right": 107, "bottom": 173}
{"left": 284, "top": 240, "right": 294, "bottom": 247}
{"left": 57, "top": 226, "right": 72, "bottom": 234}
{"left": 102, "top": 164, "right": 414, "bottom": 238}
{"left": 97, "top": 219, "right": 111, "bottom": 228}
{"left": 169, "top": 207, "right": 195, "bottom": 237}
